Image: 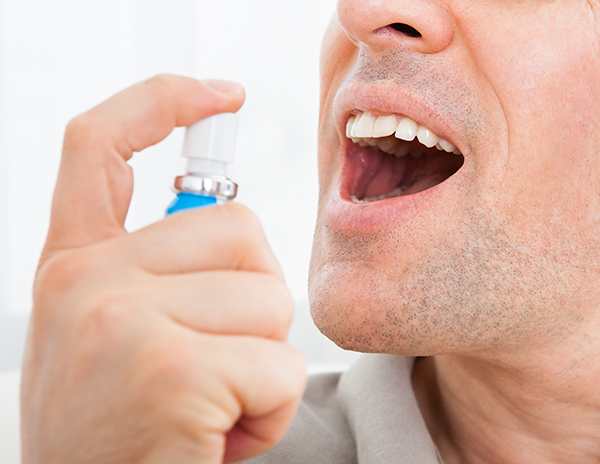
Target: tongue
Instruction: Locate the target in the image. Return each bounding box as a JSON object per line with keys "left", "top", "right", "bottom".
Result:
{"left": 401, "top": 172, "right": 454, "bottom": 196}
{"left": 362, "top": 166, "right": 405, "bottom": 198}
{"left": 356, "top": 150, "right": 407, "bottom": 199}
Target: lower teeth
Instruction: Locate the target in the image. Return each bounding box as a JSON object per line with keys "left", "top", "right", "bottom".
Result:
{"left": 351, "top": 186, "right": 405, "bottom": 203}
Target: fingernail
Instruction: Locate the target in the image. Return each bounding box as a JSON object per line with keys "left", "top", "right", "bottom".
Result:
{"left": 203, "top": 79, "right": 243, "bottom": 94}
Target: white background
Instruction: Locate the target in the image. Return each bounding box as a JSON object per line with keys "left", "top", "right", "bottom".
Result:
{"left": 0, "top": 0, "right": 361, "bottom": 370}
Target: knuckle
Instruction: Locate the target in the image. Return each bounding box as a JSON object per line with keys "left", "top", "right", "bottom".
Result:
{"left": 146, "top": 73, "right": 175, "bottom": 86}
{"left": 244, "top": 341, "right": 307, "bottom": 400}
{"left": 34, "top": 246, "right": 139, "bottom": 336}
{"left": 136, "top": 337, "right": 194, "bottom": 396}
{"left": 285, "top": 345, "right": 308, "bottom": 393}
{"left": 219, "top": 203, "right": 269, "bottom": 251}
{"left": 273, "top": 344, "right": 307, "bottom": 398}
{"left": 221, "top": 202, "right": 262, "bottom": 233}
{"left": 31, "top": 249, "right": 102, "bottom": 341}
{"left": 75, "top": 287, "right": 141, "bottom": 342}
{"left": 63, "top": 113, "right": 95, "bottom": 149}
{"left": 143, "top": 74, "right": 177, "bottom": 101}
{"left": 268, "top": 277, "right": 295, "bottom": 330}
{"left": 87, "top": 288, "right": 137, "bottom": 323}
{"left": 34, "top": 249, "right": 92, "bottom": 299}
{"left": 78, "top": 295, "right": 195, "bottom": 403}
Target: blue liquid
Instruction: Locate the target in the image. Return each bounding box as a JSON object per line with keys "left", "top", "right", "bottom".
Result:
{"left": 166, "top": 192, "right": 217, "bottom": 215}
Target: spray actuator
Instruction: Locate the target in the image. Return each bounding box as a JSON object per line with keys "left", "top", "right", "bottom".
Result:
{"left": 166, "top": 113, "right": 238, "bottom": 215}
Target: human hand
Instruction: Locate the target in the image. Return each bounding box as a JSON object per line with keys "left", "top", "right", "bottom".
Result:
{"left": 20, "top": 75, "right": 307, "bottom": 464}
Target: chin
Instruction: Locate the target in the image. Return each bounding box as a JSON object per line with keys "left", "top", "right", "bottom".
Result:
{"left": 308, "top": 257, "right": 456, "bottom": 357}
{"left": 307, "top": 221, "right": 579, "bottom": 360}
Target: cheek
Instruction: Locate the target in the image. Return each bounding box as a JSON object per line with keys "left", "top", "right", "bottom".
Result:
{"left": 316, "top": 119, "right": 340, "bottom": 197}
{"left": 317, "top": 21, "right": 358, "bottom": 200}
{"left": 465, "top": 6, "right": 600, "bottom": 222}
{"left": 462, "top": 4, "right": 600, "bottom": 143}
{"left": 319, "top": 15, "right": 357, "bottom": 100}
{"left": 500, "top": 53, "right": 600, "bottom": 231}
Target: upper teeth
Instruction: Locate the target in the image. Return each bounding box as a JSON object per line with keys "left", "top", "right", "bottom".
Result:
{"left": 346, "top": 112, "right": 461, "bottom": 156}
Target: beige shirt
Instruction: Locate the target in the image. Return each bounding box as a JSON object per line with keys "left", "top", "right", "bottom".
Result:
{"left": 245, "top": 355, "right": 443, "bottom": 464}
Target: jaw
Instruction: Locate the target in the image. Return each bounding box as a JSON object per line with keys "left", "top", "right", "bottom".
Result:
{"left": 308, "top": 202, "right": 590, "bottom": 358}
{"left": 309, "top": 131, "right": 600, "bottom": 359}
{"left": 309, "top": 83, "right": 597, "bottom": 359}
{"left": 308, "top": 73, "right": 487, "bottom": 356}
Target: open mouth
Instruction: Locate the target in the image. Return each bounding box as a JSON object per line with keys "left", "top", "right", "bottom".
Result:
{"left": 345, "top": 112, "right": 464, "bottom": 203}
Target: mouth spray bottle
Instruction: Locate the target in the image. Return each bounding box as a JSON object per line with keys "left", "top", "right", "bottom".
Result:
{"left": 166, "top": 113, "right": 238, "bottom": 215}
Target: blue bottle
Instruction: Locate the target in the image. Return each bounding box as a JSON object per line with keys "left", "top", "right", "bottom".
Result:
{"left": 166, "top": 113, "right": 238, "bottom": 215}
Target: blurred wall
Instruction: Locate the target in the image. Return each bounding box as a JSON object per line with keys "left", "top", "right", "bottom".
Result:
{"left": 0, "top": 0, "right": 360, "bottom": 370}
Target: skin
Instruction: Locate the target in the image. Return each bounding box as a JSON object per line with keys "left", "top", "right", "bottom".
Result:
{"left": 20, "top": 1, "right": 600, "bottom": 464}
{"left": 310, "top": 0, "right": 600, "bottom": 463}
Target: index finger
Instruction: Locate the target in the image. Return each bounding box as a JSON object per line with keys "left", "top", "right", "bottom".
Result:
{"left": 44, "top": 75, "right": 245, "bottom": 257}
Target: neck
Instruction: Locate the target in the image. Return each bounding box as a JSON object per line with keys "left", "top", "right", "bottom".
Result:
{"left": 413, "top": 337, "right": 600, "bottom": 464}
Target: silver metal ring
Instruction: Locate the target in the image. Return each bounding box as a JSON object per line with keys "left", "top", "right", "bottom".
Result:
{"left": 174, "top": 174, "right": 238, "bottom": 200}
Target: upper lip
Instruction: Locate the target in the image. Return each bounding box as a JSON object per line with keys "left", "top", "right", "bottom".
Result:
{"left": 333, "top": 81, "right": 466, "bottom": 155}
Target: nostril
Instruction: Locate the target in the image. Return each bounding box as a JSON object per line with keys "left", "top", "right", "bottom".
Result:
{"left": 389, "top": 23, "right": 422, "bottom": 38}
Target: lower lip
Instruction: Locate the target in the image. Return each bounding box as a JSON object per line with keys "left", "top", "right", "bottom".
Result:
{"left": 325, "top": 147, "right": 463, "bottom": 232}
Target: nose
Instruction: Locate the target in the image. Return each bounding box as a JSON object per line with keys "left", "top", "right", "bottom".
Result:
{"left": 337, "top": 0, "right": 454, "bottom": 55}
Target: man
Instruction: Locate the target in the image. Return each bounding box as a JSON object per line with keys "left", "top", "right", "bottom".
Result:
{"left": 21, "top": 1, "right": 600, "bottom": 463}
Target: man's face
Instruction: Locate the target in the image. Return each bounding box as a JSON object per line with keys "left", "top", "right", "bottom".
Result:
{"left": 309, "top": 0, "right": 600, "bottom": 357}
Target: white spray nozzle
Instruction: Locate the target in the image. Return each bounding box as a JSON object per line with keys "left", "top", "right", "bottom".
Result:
{"left": 182, "top": 113, "right": 238, "bottom": 176}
